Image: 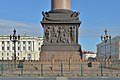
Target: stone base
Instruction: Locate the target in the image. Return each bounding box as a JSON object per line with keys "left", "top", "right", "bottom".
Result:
{"left": 41, "top": 44, "right": 81, "bottom": 51}
{"left": 40, "top": 51, "right": 81, "bottom": 60}
{"left": 40, "top": 44, "right": 82, "bottom": 60}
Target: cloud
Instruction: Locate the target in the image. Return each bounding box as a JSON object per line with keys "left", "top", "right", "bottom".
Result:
{"left": 79, "top": 25, "right": 120, "bottom": 38}
{"left": 0, "top": 19, "right": 43, "bottom": 36}
{"left": 1, "top": 19, "right": 119, "bottom": 38}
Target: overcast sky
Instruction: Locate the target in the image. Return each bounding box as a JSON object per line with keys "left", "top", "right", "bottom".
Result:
{"left": 0, "top": 0, "right": 120, "bottom": 52}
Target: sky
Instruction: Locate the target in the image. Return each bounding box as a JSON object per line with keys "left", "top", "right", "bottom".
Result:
{"left": 0, "top": 0, "right": 120, "bottom": 52}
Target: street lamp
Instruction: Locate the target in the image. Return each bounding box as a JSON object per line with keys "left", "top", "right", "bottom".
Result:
{"left": 101, "top": 29, "right": 111, "bottom": 66}
{"left": 10, "top": 29, "right": 20, "bottom": 68}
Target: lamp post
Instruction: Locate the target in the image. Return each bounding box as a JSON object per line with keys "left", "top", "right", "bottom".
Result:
{"left": 10, "top": 29, "right": 20, "bottom": 68}
{"left": 101, "top": 29, "right": 111, "bottom": 67}
{"left": 109, "top": 35, "right": 112, "bottom": 60}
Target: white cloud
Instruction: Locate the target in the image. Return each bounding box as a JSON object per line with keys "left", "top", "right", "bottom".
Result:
{"left": 1, "top": 19, "right": 119, "bottom": 39}
{"left": 79, "top": 25, "right": 120, "bottom": 38}
{"left": 0, "top": 19, "right": 43, "bottom": 36}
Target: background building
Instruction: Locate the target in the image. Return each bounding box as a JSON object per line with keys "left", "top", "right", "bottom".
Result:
{"left": 0, "top": 35, "right": 43, "bottom": 60}
{"left": 82, "top": 51, "right": 96, "bottom": 61}
{"left": 97, "top": 36, "right": 120, "bottom": 60}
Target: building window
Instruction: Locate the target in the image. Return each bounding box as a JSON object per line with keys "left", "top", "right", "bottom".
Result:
{"left": 7, "top": 41, "right": 9, "bottom": 45}
{"left": 7, "top": 53, "right": 9, "bottom": 56}
{"left": 2, "top": 53, "right": 3, "bottom": 56}
{"left": 27, "top": 54, "right": 31, "bottom": 60}
{"left": 28, "top": 46, "right": 31, "bottom": 50}
{"left": 2, "top": 57, "right": 4, "bottom": 60}
{"left": 23, "top": 41, "right": 26, "bottom": 44}
{"left": 7, "top": 57, "right": 9, "bottom": 60}
{"left": 18, "top": 46, "right": 20, "bottom": 50}
{"left": 28, "top": 41, "right": 31, "bottom": 44}
{"left": 7, "top": 47, "right": 9, "bottom": 50}
{"left": 18, "top": 53, "right": 19, "bottom": 56}
{"left": 18, "top": 41, "right": 20, "bottom": 44}
{"left": 39, "top": 42, "right": 41, "bottom": 45}
{"left": 38, "top": 47, "right": 41, "bottom": 51}
{"left": 2, "top": 41, "right": 4, "bottom": 45}
{"left": 11, "top": 56, "right": 13, "bottom": 60}
{"left": 23, "top": 47, "right": 25, "bottom": 50}
{"left": 2, "top": 47, "right": 4, "bottom": 50}
{"left": 13, "top": 47, "right": 15, "bottom": 50}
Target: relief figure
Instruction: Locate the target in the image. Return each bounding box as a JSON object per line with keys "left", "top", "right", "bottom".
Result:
{"left": 58, "top": 26, "right": 65, "bottom": 43}
{"left": 69, "top": 26, "right": 76, "bottom": 43}
{"left": 45, "top": 26, "right": 51, "bottom": 42}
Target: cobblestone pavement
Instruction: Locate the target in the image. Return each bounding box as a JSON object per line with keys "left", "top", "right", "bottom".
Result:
{"left": 0, "top": 77, "right": 120, "bottom": 80}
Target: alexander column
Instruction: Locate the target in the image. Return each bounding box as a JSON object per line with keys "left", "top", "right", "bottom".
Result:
{"left": 40, "top": 0, "right": 82, "bottom": 61}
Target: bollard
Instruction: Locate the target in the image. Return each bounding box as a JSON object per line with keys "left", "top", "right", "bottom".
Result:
{"left": 61, "top": 63, "right": 63, "bottom": 76}
{"left": 21, "top": 68, "right": 23, "bottom": 76}
{"left": 116, "top": 74, "right": 118, "bottom": 76}
{"left": 11, "top": 64, "right": 13, "bottom": 76}
{"left": 88, "top": 62, "right": 92, "bottom": 67}
{"left": 80, "top": 64, "right": 83, "bottom": 76}
{"left": 1, "top": 64, "right": 3, "bottom": 76}
{"left": 101, "top": 63, "right": 103, "bottom": 76}
{"left": 41, "top": 64, "right": 43, "bottom": 76}
{"left": 69, "top": 57, "right": 71, "bottom": 71}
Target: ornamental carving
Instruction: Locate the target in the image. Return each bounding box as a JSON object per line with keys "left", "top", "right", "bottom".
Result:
{"left": 44, "top": 25, "right": 77, "bottom": 44}
{"left": 42, "top": 10, "right": 80, "bottom": 22}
